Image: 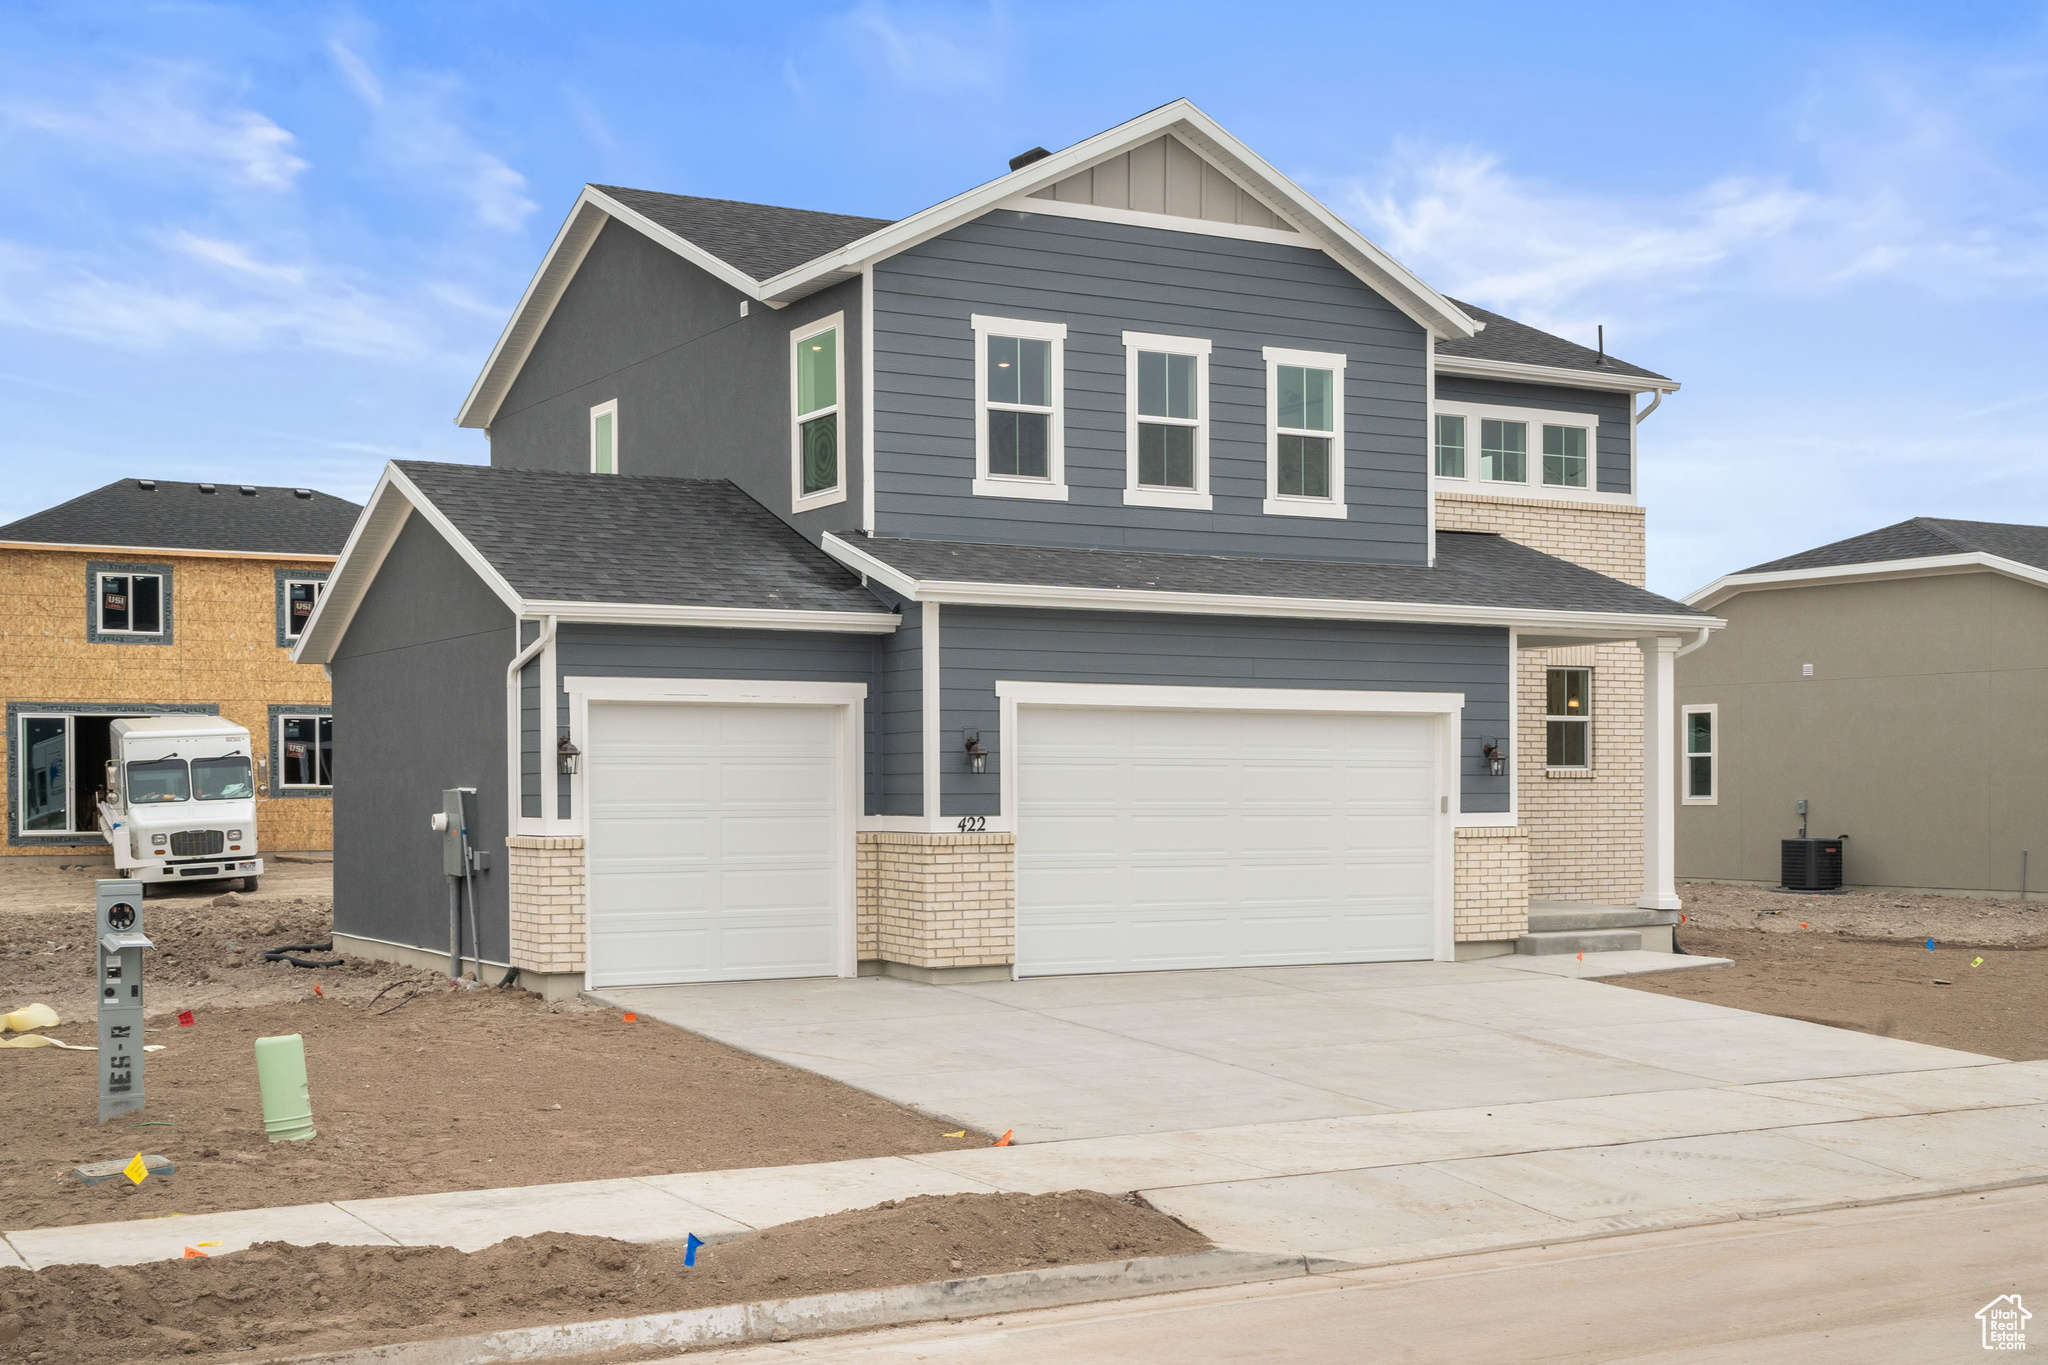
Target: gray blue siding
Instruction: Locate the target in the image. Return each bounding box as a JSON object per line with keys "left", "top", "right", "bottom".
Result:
{"left": 488, "top": 219, "right": 863, "bottom": 540}
{"left": 1435, "top": 374, "right": 1633, "bottom": 495}
{"left": 867, "top": 588, "right": 923, "bottom": 816}
{"left": 936, "top": 607, "right": 1512, "bottom": 817}
{"left": 873, "top": 210, "right": 1430, "bottom": 563}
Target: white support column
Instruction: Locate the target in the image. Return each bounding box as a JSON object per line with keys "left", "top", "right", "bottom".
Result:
{"left": 1638, "top": 634, "right": 1682, "bottom": 910}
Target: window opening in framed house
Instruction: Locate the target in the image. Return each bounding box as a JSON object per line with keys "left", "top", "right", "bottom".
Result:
{"left": 1263, "top": 347, "right": 1346, "bottom": 518}
{"left": 1546, "top": 667, "right": 1591, "bottom": 769}
{"left": 791, "top": 315, "right": 844, "bottom": 509}
{"left": 1123, "top": 332, "right": 1211, "bottom": 508}
{"left": 283, "top": 579, "right": 325, "bottom": 641}
{"left": 589, "top": 400, "right": 618, "bottom": 474}
{"left": 96, "top": 572, "right": 162, "bottom": 635}
{"left": 972, "top": 315, "right": 1066, "bottom": 500}
{"left": 1683, "top": 704, "right": 1717, "bottom": 803}
{"left": 1435, "top": 413, "right": 1466, "bottom": 478}
{"left": 278, "top": 714, "right": 333, "bottom": 789}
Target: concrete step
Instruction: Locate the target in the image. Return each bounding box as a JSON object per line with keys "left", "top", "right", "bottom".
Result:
{"left": 1527, "top": 904, "right": 1680, "bottom": 934}
{"left": 1515, "top": 928, "right": 1643, "bottom": 956}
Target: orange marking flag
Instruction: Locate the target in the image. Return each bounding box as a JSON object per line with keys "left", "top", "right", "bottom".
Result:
{"left": 994, "top": 1130, "right": 1014, "bottom": 1147}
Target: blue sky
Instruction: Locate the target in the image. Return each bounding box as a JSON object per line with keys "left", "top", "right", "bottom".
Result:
{"left": 1, "top": 1, "right": 2044, "bottom": 596}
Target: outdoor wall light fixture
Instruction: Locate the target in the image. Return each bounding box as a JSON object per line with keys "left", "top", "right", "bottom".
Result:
{"left": 964, "top": 731, "right": 988, "bottom": 775}
{"left": 1481, "top": 737, "right": 1507, "bottom": 777}
{"left": 557, "top": 736, "right": 582, "bottom": 777}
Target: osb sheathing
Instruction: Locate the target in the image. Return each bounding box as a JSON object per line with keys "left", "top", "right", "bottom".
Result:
{"left": 0, "top": 546, "right": 336, "bottom": 855}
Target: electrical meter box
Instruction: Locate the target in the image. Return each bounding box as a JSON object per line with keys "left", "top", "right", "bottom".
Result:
{"left": 96, "top": 879, "right": 152, "bottom": 1122}
{"left": 437, "top": 787, "right": 478, "bottom": 876}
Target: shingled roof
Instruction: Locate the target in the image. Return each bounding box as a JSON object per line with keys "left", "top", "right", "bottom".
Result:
{"left": 1438, "top": 300, "right": 1669, "bottom": 383}
{"left": 592, "top": 186, "right": 891, "bottom": 282}
{"left": 1742, "top": 518, "right": 2048, "bottom": 575}
{"left": 392, "top": 462, "right": 886, "bottom": 614}
{"left": 0, "top": 479, "right": 360, "bottom": 556}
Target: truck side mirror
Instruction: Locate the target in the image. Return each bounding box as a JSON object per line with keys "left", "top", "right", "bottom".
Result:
{"left": 104, "top": 759, "right": 119, "bottom": 802}
{"left": 256, "top": 756, "right": 268, "bottom": 797}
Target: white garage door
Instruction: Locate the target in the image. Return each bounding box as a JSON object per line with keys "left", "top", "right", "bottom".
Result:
{"left": 1016, "top": 706, "right": 1439, "bottom": 976}
{"left": 586, "top": 702, "right": 843, "bottom": 987}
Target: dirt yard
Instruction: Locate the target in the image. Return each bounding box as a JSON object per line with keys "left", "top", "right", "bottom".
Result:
{"left": 0, "top": 1191, "right": 1209, "bottom": 1362}
{"left": 1617, "top": 882, "right": 2048, "bottom": 1061}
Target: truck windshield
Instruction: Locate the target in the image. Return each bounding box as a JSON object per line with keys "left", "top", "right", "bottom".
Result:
{"left": 194, "top": 756, "right": 254, "bottom": 800}
{"left": 127, "top": 759, "right": 190, "bottom": 803}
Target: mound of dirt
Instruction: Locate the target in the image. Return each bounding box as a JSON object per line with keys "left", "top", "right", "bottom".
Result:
{"left": 0, "top": 1191, "right": 1209, "bottom": 1362}
{"left": 1678, "top": 881, "right": 2048, "bottom": 948}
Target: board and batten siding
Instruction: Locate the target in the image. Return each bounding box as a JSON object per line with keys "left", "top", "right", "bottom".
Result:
{"left": 872, "top": 210, "right": 1430, "bottom": 562}
{"left": 1434, "top": 375, "right": 1634, "bottom": 496}
{"left": 936, "top": 607, "right": 1512, "bottom": 818}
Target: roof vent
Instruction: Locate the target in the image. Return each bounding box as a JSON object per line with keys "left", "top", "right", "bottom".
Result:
{"left": 293, "top": 488, "right": 313, "bottom": 499}
{"left": 198, "top": 483, "right": 217, "bottom": 494}
{"left": 1008, "top": 146, "right": 1051, "bottom": 172}
{"left": 136, "top": 479, "right": 156, "bottom": 491}
{"left": 239, "top": 485, "right": 257, "bottom": 496}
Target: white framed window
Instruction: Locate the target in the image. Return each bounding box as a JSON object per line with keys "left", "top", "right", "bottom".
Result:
{"left": 589, "top": 400, "right": 618, "bottom": 474}
{"left": 1434, "top": 413, "right": 1466, "bottom": 478}
{"left": 1432, "top": 400, "right": 1624, "bottom": 505}
{"left": 1262, "top": 346, "right": 1347, "bottom": 519}
{"left": 1122, "top": 331, "right": 1212, "bottom": 510}
{"left": 1683, "top": 704, "right": 1717, "bottom": 804}
{"left": 971, "top": 314, "right": 1067, "bottom": 501}
{"left": 95, "top": 571, "right": 164, "bottom": 636}
{"left": 282, "top": 578, "right": 324, "bottom": 641}
{"left": 1546, "top": 667, "right": 1591, "bottom": 770}
{"left": 277, "top": 713, "right": 334, "bottom": 789}
{"left": 790, "top": 312, "right": 846, "bottom": 511}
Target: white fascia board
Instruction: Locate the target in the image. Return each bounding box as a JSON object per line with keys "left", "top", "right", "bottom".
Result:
{"left": 526, "top": 600, "right": 899, "bottom": 633}
{"left": 820, "top": 533, "right": 1719, "bottom": 637}
{"left": 383, "top": 466, "right": 529, "bottom": 619}
{"left": 290, "top": 468, "right": 416, "bottom": 666}
{"left": 1684, "top": 552, "right": 2048, "bottom": 610}
{"left": 1435, "top": 353, "right": 1682, "bottom": 395}
{"left": 457, "top": 196, "right": 611, "bottom": 430}
{"left": 0, "top": 541, "right": 336, "bottom": 563}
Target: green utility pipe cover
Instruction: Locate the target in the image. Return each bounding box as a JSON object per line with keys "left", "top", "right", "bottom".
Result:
{"left": 254, "top": 1033, "right": 316, "bottom": 1142}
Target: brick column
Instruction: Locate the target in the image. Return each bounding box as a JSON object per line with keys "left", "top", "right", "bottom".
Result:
{"left": 1454, "top": 825, "right": 1529, "bottom": 943}
{"left": 856, "top": 832, "right": 1014, "bottom": 982}
{"left": 506, "top": 835, "right": 585, "bottom": 997}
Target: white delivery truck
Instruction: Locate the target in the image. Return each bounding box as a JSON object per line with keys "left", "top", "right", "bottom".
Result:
{"left": 96, "top": 716, "right": 265, "bottom": 894}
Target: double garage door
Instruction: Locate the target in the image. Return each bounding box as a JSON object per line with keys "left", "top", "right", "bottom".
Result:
{"left": 583, "top": 699, "right": 1440, "bottom": 987}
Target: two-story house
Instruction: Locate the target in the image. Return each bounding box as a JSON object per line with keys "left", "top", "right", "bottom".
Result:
{"left": 294, "top": 101, "right": 1717, "bottom": 999}
{"left": 2, "top": 478, "right": 359, "bottom": 860}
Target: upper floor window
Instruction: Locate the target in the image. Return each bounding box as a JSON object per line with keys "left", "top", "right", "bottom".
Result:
{"left": 791, "top": 313, "right": 845, "bottom": 511}
{"left": 1263, "top": 347, "right": 1347, "bottom": 520}
{"left": 283, "top": 578, "right": 324, "bottom": 641}
{"left": 1123, "top": 331, "right": 1211, "bottom": 510}
{"left": 1683, "top": 704, "right": 1717, "bottom": 804}
{"left": 589, "top": 400, "right": 617, "bottom": 474}
{"left": 1542, "top": 423, "right": 1588, "bottom": 489}
{"left": 1480, "top": 419, "right": 1526, "bottom": 483}
{"left": 1546, "top": 667, "right": 1591, "bottom": 769}
{"left": 1435, "top": 414, "right": 1466, "bottom": 478}
{"left": 1433, "top": 400, "right": 1609, "bottom": 501}
{"left": 971, "top": 314, "right": 1067, "bottom": 501}
{"left": 88, "top": 562, "right": 173, "bottom": 644}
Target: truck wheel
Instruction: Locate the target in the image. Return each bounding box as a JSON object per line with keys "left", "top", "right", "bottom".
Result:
{"left": 242, "top": 876, "right": 261, "bottom": 893}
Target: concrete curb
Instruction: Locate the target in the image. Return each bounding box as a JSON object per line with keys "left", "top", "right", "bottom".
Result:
{"left": 268, "top": 1247, "right": 1306, "bottom": 1364}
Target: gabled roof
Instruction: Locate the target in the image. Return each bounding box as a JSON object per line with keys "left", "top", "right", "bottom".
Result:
{"left": 459, "top": 99, "right": 1492, "bottom": 430}
{"left": 1686, "top": 517, "right": 2048, "bottom": 610}
{"left": 825, "top": 531, "right": 1713, "bottom": 638}
{"left": 0, "top": 479, "right": 359, "bottom": 558}
{"left": 1438, "top": 300, "right": 1672, "bottom": 390}
{"left": 292, "top": 463, "right": 898, "bottom": 665}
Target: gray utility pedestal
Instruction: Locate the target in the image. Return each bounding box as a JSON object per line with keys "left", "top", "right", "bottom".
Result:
{"left": 1516, "top": 901, "right": 1680, "bottom": 956}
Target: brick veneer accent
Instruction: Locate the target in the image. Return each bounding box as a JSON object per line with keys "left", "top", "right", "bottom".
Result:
{"left": 1439, "top": 490, "right": 1648, "bottom": 905}
{"left": 1454, "top": 825, "right": 1529, "bottom": 941}
{"left": 857, "top": 832, "right": 1015, "bottom": 969}
{"left": 506, "top": 835, "right": 585, "bottom": 974}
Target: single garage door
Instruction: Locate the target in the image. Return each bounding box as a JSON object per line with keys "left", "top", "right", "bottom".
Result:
{"left": 1016, "top": 705, "right": 1438, "bottom": 976}
{"left": 586, "top": 702, "right": 843, "bottom": 987}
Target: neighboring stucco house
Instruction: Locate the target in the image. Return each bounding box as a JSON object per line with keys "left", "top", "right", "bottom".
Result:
{"left": 1, "top": 478, "right": 358, "bottom": 858}
{"left": 1680, "top": 517, "right": 2048, "bottom": 896}
{"left": 294, "top": 101, "right": 1716, "bottom": 998}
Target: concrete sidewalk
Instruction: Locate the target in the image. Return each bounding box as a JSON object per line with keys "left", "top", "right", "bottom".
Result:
{"left": 10, "top": 1059, "right": 2047, "bottom": 1272}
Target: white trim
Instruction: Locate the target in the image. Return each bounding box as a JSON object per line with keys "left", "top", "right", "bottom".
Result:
{"left": 1685, "top": 552, "right": 2048, "bottom": 611}
{"left": 1543, "top": 661, "right": 1593, "bottom": 771}
{"left": 93, "top": 569, "right": 166, "bottom": 636}
{"left": 1425, "top": 336, "right": 1438, "bottom": 567}
{"left": 1261, "top": 345, "right": 1347, "bottom": 520}
{"left": 790, "top": 311, "right": 847, "bottom": 513}
{"left": 1682, "top": 701, "right": 1718, "bottom": 806}
{"left": 971, "top": 313, "right": 1069, "bottom": 502}
{"left": 505, "top": 616, "right": 555, "bottom": 835}
{"left": 290, "top": 468, "right": 417, "bottom": 665}
{"left": 566, "top": 676, "right": 867, "bottom": 981}
{"left": 920, "top": 601, "right": 940, "bottom": 820}
{"left": 456, "top": 198, "right": 608, "bottom": 428}
{"left": 280, "top": 577, "right": 325, "bottom": 642}
{"left": 0, "top": 542, "right": 336, "bottom": 563}
{"left": 1454, "top": 811, "right": 1519, "bottom": 828}
{"left": 520, "top": 600, "right": 898, "bottom": 633}
{"left": 588, "top": 399, "right": 618, "bottom": 474}
{"left": 273, "top": 711, "right": 334, "bottom": 789}
{"left": 1001, "top": 194, "right": 1309, "bottom": 247}
{"left": 1639, "top": 636, "right": 1682, "bottom": 911}
{"left": 1435, "top": 353, "right": 1681, "bottom": 396}
{"left": 861, "top": 264, "right": 876, "bottom": 533}
{"left": 994, "top": 680, "right": 1463, "bottom": 964}
{"left": 1122, "top": 330, "right": 1212, "bottom": 510}
{"left": 1431, "top": 398, "right": 1610, "bottom": 501}
{"left": 818, "top": 532, "right": 1717, "bottom": 636}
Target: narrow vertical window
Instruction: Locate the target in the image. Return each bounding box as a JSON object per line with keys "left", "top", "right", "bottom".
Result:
{"left": 284, "top": 580, "right": 323, "bottom": 640}
{"left": 20, "top": 715, "right": 69, "bottom": 832}
{"left": 1123, "top": 332, "right": 1211, "bottom": 508}
{"left": 589, "top": 400, "right": 618, "bottom": 474}
{"left": 1480, "top": 420, "right": 1527, "bottom": 483}
{"left": 1542, "top": 424, "right": 1588, "bottom": 488}
{"left": 1546, "top": 667, "right": 1591, "bottom": 769}
{"left": 971, "top": 314, "right": 1067, "bottom": 499}
{"left": 1435, "top": 414, "right": 1466, "bottom": 478}
{"left": 1263, "top": 347, "right": 1347, "bottom": 518}
{"left": 1684, "top": 705, "right": 1717, "bottom": 802}
{"left": 279, "top": 715, "right": 334, "bottom": 788}
{"left": 791, "top": 315, "right": 844, "bottom": 507}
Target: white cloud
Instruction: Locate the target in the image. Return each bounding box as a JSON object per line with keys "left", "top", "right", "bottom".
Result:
{"left": 833, "top": 2, "right": 1008, "bottom": 95}
{"left": 3, "top": 73, "right": 308, "bottom": 188}
{"left": 167, "top": 231, "right": 306, "bottom": 286}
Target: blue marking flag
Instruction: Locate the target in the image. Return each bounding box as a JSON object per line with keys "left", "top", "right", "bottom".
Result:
{"left": 684, "top": 1233, "right": 703, "bottom": 1267}
{"left": 1927, "top": 938, "right": 1935, "bottom": 951}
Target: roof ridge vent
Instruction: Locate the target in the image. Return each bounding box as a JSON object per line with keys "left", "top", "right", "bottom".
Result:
{"left": 198, "top": 483, "right": 217, "bottom": 494}
{"left": 1008, "top": 146, "right": 1051, "bottom": 172}
{"left": 136, "top": 479, "right": 156, "bottom": 491}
